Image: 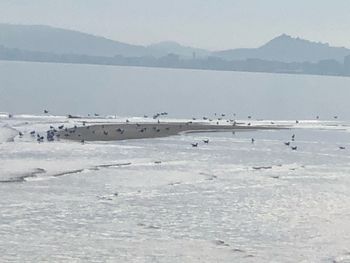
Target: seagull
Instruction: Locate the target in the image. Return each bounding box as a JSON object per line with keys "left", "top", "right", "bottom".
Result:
{"left": 291, "top": 146, "right": 297, "bottom": 150}
{"left": 284, "top": 142, "right": 290, "bottom": 146}
{"left": 44, "top": 110, "right": 49, "bottom": 114}
{"left": 251, "top": 138, "right": 255, "bottom": 143}
{"left": 203, "top": 139, "right": 209, "bottom": 144}
{"left": 339, "top": 146, "right": 346, "bottom": 150}
{"left": 191, "top": 143, "right": 198, "bottom": 147}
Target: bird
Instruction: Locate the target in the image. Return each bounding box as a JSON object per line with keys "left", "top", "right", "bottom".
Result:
{"left": 284, "top": 142, "right": 290, "bottom": 146}
{"left": 44, "top": 110, "right": 49, "bottom": 114}
{"left": 203, "top": 139, "right": 209, "bottom": 144}
{"left": 295, "top": 120, "right": 299, "bottom": 124}
{"left": 58, "top": 125, "right": 64, "bottom": 130}
{"left": 251, "top": 138, "right": 255, "bottom": 143}
{"left": 339, "top": 146, "right": 346, "bottom": 150}
{"left": 291, "top": 146, "right": 297, "bottom": 150}
{"left": 18, "top": 132, "right": 23, "bottom": 137}
{"left": 191, "top": 143, "right": 198, "bottom": 147}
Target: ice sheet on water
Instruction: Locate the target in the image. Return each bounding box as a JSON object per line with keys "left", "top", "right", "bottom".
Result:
{"left": 2, "top": 115, "right": 350, "bottom": 262}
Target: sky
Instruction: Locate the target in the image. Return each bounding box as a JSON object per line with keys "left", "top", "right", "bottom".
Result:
{"left": 0, "top": 0, "right": 350, "bottom": 50}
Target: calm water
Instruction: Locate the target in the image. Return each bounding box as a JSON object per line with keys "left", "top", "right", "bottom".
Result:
{"left": 1, "top": 61, "right": 350, "bottom": 119}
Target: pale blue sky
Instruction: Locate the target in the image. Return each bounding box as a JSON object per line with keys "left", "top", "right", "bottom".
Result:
{"left": 0, "top": 0, "right": 349, "bottom": 50}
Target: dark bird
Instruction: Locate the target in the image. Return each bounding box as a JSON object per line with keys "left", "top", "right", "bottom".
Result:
{"left": 291, "top": 146, "right": 297, "bottom": 150}
{"left": 251, "top": 138, "right": 255, "bottom": 143}
{"left": 18, "top": 132, "right": 23, "bottom": 137}
{"left": 58, "top": 125, "right": 64, "bottom": 130}
{"left": 203, "top": 139, "right": 209, "bottom": 144}
{"left": 30, "top": 131, "right": 36, "bottom": 135}
{"left": 339, "top": 146, "right": 346, "bottom": 150}
{"left": 191, "top": 143, "right": 198, "bottom": 147}
{"left": 81, "top": 139, "right": 85, "bottom": 144}
{"left": 103, "top": 131, "right": 108, "bottom": 136}
{"left": 94, "top": 113, "right": 99, "bottom": 117}
{"left": 248, "top": 116, "right": 252, "bottom": 119}
{"left": 295, "top": 120, "right": 299, "bottom": 124}
{"left": 284, "top": 142, "right": 290, "bottom": 146}
{"left": 334, "top": 116, "right": 338, "bottom": 119}
{"left": 44, "top": 110, "right": 49, "bottom": 114}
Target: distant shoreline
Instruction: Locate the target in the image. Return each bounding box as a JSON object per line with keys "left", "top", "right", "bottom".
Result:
{"left": 1, "top": 58, "right": 349, "bottom": 79}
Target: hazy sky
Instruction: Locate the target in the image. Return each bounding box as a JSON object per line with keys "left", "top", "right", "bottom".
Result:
{"left": 0, "top": 0, "right": 350, "bottom": 50}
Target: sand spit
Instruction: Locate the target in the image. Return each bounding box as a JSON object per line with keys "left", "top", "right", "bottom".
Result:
{"left": 58, "top": 122, "right": 285, "bottom": 141}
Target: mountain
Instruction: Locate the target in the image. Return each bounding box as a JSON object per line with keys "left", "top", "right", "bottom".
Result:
{"left": 0, "top": 23, "right": 149, "bottom": 57}
{"left": 214, "top": 34, "right": 350, "bottom": 63}
{"left": 0, "top": 23, "right": 208, "bottom": 58}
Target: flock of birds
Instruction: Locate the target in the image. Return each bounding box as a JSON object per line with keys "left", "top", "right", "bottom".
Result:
{"left": 13, "top": 110, "right": 346, "bottom": 151}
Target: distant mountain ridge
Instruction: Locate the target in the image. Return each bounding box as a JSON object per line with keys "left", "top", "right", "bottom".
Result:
{"left": 214, "top": 34, "right": 350, "bottom": 63}
{"left": 2, "top": 23, "right": 350, "bottom": 77}
{"left": 1, "top": 24, "right": 350, "bottom": 63}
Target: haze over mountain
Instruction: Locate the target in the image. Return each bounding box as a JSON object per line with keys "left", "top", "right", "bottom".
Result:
{"left": 1, "top": 24, "right": 350, "bottom": 63}
{"left": 0, "top": 23, "right": 209, "bottom": 58}
{"left": 214, "top": 34, "right": 350, "bottom": 63}
{"left": 2, "top": 23, "right": 350, "bottom": 77}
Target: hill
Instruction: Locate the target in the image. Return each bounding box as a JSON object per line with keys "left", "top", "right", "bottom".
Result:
{"left": 214, "top": 34, "right": 350, "bottom": 63}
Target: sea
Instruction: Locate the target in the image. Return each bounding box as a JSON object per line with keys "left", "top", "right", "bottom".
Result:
{"left": 1, "top": 61, "right": 350, "bottom": 262}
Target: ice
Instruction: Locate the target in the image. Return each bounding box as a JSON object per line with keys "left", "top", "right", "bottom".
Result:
{"left": 1, "top": 115, "right": 350, "bottom": 262}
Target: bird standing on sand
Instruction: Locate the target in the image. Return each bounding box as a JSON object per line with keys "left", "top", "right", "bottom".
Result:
{"left": 191, "top": 143, "right": 198, "bottom": 147}
{"left": 203, "top": 139, "right": 209, "bottom": 144}
{"left": 291, "top": 146, "right": 297, "bottom": 150}
{"left": 251, "top": 138, "right": 255, "bottom": 143}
